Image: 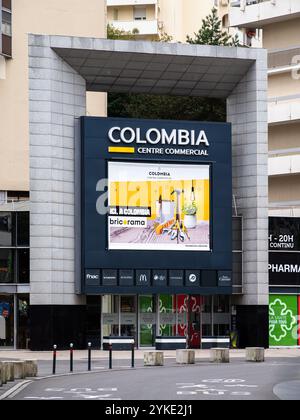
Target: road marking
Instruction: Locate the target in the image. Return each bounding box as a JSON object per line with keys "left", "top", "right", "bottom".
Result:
{"left": 25, "top": 397, "right": 64, "bottom": 400}
{"left": 176, "top": 379, "right": 257, "bottom": 398}
{"left": 0, "top": 381, "right": 33, "bottom": 400}
{"left": 29, "top": 386, "right": 122, "bottom": 401}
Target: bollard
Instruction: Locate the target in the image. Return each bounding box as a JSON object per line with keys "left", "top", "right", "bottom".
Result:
{"left": 144, "top": 351, "right": 164, "bottom": 366}
{"left": 52, "top": 345, "right": 57, "bottom": 375}
{"left": 131, "top": 342, "right": 135, "bottom": 368}
{"left": 246, "top": 347, "right": 265, "bottom": 363}
{"left": 109, "top": 344, "right": 113, "bottom": 370}
{"left": 210, "top": 348, "right": 230, "bottom": 364}
{"left": 88, "top": 342, "right": 92, "bottom": 371}
{"left": 70, "top": 343, "right": 74, "bottom": 373}
{"left": 2, "top": 361, "right": 15, "bottom": 382}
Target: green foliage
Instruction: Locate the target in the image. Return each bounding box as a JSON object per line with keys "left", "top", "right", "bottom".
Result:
{"left": 187, "top": 8, "right": 240, "bottom": 46}
{"left": 108, "top": 93, "right": 226, "bottom": 122}
{"left": 107, "top": 23, "right": 139, "bottom": 40}
{"left": 182, "top": 203, "right": 198, "bottom": 216}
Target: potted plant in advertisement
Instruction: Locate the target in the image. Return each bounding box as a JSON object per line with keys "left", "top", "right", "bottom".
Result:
{"left": 182, "top": 203, "right": 197, "bottom": 229}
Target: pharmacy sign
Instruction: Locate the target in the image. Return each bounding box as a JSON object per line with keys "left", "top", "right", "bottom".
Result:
{"left": 269, "top": 296, "right": 297, "bottom": 347}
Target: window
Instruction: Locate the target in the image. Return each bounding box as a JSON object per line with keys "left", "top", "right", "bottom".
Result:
{"left": 2, "top": 10, "right": 11, "bottom": 37}
{"left": 17, "top": 213, "right": 29, "bottom": 246}
{"left": 0, "top": 212, "right": 14, "bottom": 247}
{"left": 18, "top": 295, "right": 30, "bottom": 349}
{"left": 113, "top": 8, "right": 119, "bottom": 21}
{"left": 17, "top": 250, "right": 30, "bottom": 284}
{"left": 0, "top": 294, "right": 14, "bottom": 347}
{"left": 7, "top": 191, "right": 29, "bottom": 202}
{"left": 0, "top": 212, "right": 30, "bottom": 284}
{"left": 0, "top": 249, "right": 14, "bottom": 283}
{"left": 134, "top": 7, "right": 146, "bottom": 21}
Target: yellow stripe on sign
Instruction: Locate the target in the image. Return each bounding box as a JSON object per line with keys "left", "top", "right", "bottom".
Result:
{"left": 108, "top": 147, "right": 135, "bottom": 154}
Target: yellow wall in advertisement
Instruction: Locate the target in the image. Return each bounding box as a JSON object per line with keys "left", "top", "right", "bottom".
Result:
{"left": 109, "top": 179, "right": 210, "bottom": 222}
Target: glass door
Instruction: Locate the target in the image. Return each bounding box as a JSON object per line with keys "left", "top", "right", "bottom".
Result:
{"left": 159, "top": 295, "right": 176, "bottom": 337}
{"left": 139, "top": 295, "right": 156, "bottom": 347}
{"left": 188, "top": 295, "right": 202, "bottom": 349}
{"left": 120, "top": 296, "right": 137, "bottom": 342}
{"left": 102, "top": 295, "right": 119, "bottom": 339}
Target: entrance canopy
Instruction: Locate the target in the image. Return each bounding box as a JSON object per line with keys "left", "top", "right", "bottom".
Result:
{"left": 51, "top": 37, "right": 255, "bottom": 98}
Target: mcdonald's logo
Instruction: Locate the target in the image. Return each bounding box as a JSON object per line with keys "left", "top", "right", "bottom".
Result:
{"left": 139, "top": 274, "right": 148, "bottom": 283}
{"left": 136, "top": 271, "right": 151, "bottom": 285}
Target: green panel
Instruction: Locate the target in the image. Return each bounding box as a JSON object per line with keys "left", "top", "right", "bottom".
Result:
{"left": 139, "top": 296, "right": 154, "bottom": 347}
{"left": 269, "top": 295, "right": 298, "bottom": 347}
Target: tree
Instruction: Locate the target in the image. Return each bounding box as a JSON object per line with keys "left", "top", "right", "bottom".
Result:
{"left": 108, "top": 93, "right": 225, "bottom": 122}
{"left": 187, "top": 8, "right": 240, "bottom": 46}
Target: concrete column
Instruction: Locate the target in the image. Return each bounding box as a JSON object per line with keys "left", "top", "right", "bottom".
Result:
{"left": 227, "top": 49, "right": 269, "bottom": 307}
{"left": 28, "top": 35, "right": 86, "bottom": 306}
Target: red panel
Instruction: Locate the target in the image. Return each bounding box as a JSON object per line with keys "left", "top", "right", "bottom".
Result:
{"left": 177, "top": 295, "right": 188, "bottom": 337}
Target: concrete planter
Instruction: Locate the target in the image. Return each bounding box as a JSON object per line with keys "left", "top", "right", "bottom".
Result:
{"left": 144, "top": 351, "right": 164, "bottom": 366}
{"left": 12, "top": 361, "right": 26, "bottom": 380}
{"left": 24, "top": 360, "right": 38, "bottom": 377}
{"left": 210, "top": 348, "right": 230, "bottom": 363}
{"left": 2, "top": 361, "right": 15, "bottom": 382}
{"left": 0, "top": 362, "right": 3, "bottom": 386}
{"left": 246, "top": 348, "right": 265, "bottom": 363}
{"left": 176, "top": 350, "right": 195, "bottom": 365}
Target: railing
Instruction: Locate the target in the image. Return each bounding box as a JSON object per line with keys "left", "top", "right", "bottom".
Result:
{"left": 231, "top": 0, "right": 273, "bottom": 7}
{"left": 268, "top": 93, "right": 300, "bottom": 104}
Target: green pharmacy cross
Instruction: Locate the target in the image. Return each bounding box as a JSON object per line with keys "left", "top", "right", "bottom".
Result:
{"left": 269, "top": 296, "right": 298, "bottom": 347}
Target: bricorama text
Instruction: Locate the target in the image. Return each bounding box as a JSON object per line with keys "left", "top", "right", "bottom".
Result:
{"left": 109, "top": 216, "right": 147, "bottom": 228}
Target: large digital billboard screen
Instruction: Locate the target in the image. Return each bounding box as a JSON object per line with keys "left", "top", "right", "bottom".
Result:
{"left": 108, "top": 161, "right": 210, "bottom": 251}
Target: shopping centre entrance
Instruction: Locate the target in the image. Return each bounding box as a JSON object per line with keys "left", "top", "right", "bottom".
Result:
{"left": 97, "top": 294, "right": 231, "bottom": 349}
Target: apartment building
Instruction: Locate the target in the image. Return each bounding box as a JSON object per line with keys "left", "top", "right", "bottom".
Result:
{"left": 0, "top": 0, "right": 107, "bottom": 349}
{"left": 107, "top": 0, "right": 230, "bottom": 42}
{"left": 230, "top": 0, "right": 300, "bottom": 348}
{"left": 230, "top": 0, "right": 300, "bottom": 217}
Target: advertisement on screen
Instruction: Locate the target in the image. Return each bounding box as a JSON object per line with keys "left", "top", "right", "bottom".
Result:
{"left": 108, "top": 161, "right": 210, "bottom": 252}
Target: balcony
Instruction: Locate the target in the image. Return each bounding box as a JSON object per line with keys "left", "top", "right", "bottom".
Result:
{"left": 107, "top": 0, "right": 157, "bottom": 5}
{"left": 269, "top": 46, "right": 300, "bottom": 70}
{"left": 269, "top": 95, "right": 300, "bottom": 125}
{"left": 108, "top": 19, "right": 158, "bottom": 35}
{"left": 269, "top": 153, "right": 300, "bottom": 176}
{"left": 230, "top": 0, "right": 300, "bottom": 28}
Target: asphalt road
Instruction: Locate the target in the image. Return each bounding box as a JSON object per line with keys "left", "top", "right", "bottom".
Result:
{"left": 7, "top": 358, "right": 300, "bottom": 401}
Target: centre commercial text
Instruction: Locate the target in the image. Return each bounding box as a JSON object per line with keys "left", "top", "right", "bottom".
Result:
{"left": 108, "top": 126, "right": 210, "bottom": 156}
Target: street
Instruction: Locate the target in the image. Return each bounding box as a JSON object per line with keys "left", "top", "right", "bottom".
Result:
{"left": 6, "top": 357, "right": 300, "bottom": 401}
